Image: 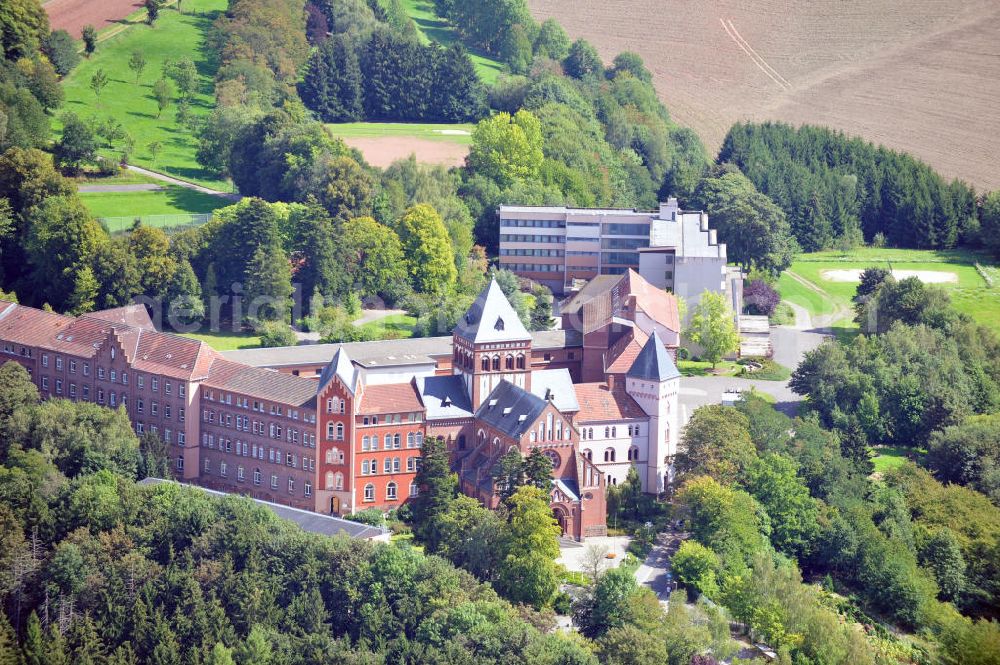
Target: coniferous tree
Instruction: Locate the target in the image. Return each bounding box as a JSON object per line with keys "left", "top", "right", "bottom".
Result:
{"left": 411, "top": 436, "right": 456, "bottom": 551}
{"left": 243, "top": 242, "right": 292, "bottom": 324}
{"left": 299, "top": 34, "right": 362, "bottom": 122}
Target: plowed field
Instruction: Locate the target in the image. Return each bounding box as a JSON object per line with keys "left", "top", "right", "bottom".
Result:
{"left": 528, "top": 0, "right": 1000, "bottom": 191}
{"left": 46, "top": 0, "right": 144, "bottom": 38}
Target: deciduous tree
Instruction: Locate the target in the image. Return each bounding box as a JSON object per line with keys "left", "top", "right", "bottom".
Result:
{"left": 685, "top": 291, "right": 739, "bottom": 368}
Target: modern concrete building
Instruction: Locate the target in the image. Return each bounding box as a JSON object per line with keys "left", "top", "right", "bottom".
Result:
{"left": 499, "top": 198, "right": 742, "bottom": 315}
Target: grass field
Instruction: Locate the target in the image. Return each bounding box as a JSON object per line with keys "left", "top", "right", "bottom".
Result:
{"left": 778, "top": 248, "right": 1000, "bottom": 328}
{"left": 59, "top": 0, "right": 228, "bottom": 190}
{"left": 400, "top": 0, "right": 506, "bottom": 84}
{"left": 180, "top": 328, "right": 261, "bottom": 351}
{"left": 871, "top": 446, "right": 922, "bottom": 474}
{"left": 327, "top": 122, "right": 475, "bottom": 144}
{"left": 358, "top": 314, "right": 418, "bottom": 339}
{"left": 80, "top": 187, "right": 228, "bottom": 220}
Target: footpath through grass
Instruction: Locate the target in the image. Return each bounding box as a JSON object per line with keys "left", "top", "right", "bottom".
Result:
{"left": 399, "top": 0, "right": 506, "bottom": 84}
{"left": 59, "top": 0, "right": 228, "bottom": 190}
{"left": 778, "top": 247, "right": 1000, "bottom": 328}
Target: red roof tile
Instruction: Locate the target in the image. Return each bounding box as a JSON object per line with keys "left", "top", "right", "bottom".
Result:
{"left": 204, "top": 359, "right": 317, "bottom": 408}
{"left": 358, "top": 382, "right": 423, "bottom": 415}
{"left": 605, "top": 328, "right": 649, "bottom": 375}
{"left": 625, "top": 269, "right": 680, "bottom": 333}
{"left": 85, "top": 304, "right": 155, "bottom": 330}
{"left": 574, "top": 383, "right": 646, "bottom": 422}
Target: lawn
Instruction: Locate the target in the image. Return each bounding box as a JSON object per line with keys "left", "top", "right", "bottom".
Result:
{"left": 399, "top": 0, "right": 506, "bottom": 84}
{"left": 871, "top": 446, "right": 921, "bottom": 474}
{"left": 678, "top": 359, "right": 740, "bottom": 377}
{"left": 80, "top": 187, "right": 228, "bottom": 231}
{"left": 327, "top": 122, "right": 475, "bottom": 144}
{"left": 778, "top": 247, "right": 1000, "bottom": 327}
{"left": 59, "top": 0, "right": 228, "bottom": 190}
{"left": 180, "top": 328, "right": 261, "bottom": 351}
{"left": 357, "top": 314, "right": 418, "bottom": 339}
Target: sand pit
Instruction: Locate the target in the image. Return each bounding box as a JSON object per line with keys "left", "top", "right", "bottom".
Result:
{"left": 342, "top": 137, "right": 469, "bottom": 168}
{"left": 821, "top": 269, "right": 959, "bottom": 284}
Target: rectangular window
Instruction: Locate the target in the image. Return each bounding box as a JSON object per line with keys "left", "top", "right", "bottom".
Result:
{"left": 55, "top": 357, "right": 63, "bottom": 371}
{"left": 179, "top": 384, "right": 186, "bottom": 398}
{"left": 151, "top": 402, "right": 158, "bottom": 416}
{"left": 109, "top": 392, "right": 116, "bottom": 407}
{"left": 137, "top": 374, "right": 143, "bottom": 388}
{"left": 179, "top": 408, "right": 185, "bottom": 422}
{"left": 110, "top": 370, "right": 116, "bottom": 383}
{"left": 82, "top": 385, "right": 89, "bottom": 400}
{"left": 42, "top": 354, "right": 48, "bottom": 367}
{"left": 152, "top": 378, "right": 158, "bottom": 392}
{"left": 69, "top": 360, "right": 76, "bottom": 373}
{"left": 237, "top": 466, "right": 245, "bottom": 482}
{"left": 288, "top": 478, "right": 295, "bottom": 493}
{"left": 97, "top": 389, "right": 105, "bottom": 404}
{"left": 165, "top": 381, "right": 172, "bottom": 395}
{"left": 304, "top": 482, "right": 312, "bottom": 497}
{"left": 138, "top": 400, "right": 144, "bottom": 414}
{"left": 41, "top": 376, "right": 48, "bottom": 390}
{"left": 83, "top": 363, "right": 90, "bottom": 377}
{"left": 270, "top": 474, "right": 278, "bottom": 490}
{"left": 164, "top": 429, "right": 171, "bottom": 443}
{"left": 69, "top": 383, "right": 76, "bottom": 398}
{"left": 178, "top": 432, "right": 185, "bottom": 445}
{"left": 98, "top": 367, "right": 105, "bottom": 380}
{"left": 204, "top": 458, "right": 211, "bottom": 473}
{"left": 253, "top": 469, "right": 261, "bottom": 485}
{"left": 220, "top": 461, "right": 227, "bottom": 478}
{"left": 165, "top": 405, "right": 171, "bottom": 419}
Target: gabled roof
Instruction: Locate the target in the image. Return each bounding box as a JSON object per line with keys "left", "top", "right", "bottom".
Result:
{"left": 627, "top": 331, "right": 680, "bottom": 381}
{"left": 416, "top": 375, "right": 473, "bottom": 420}
{"left": 204, "top": 359, "right": 317, "bottom": 408}
{"left": 624, "top": 269, "right": 681, "bottom": 333}
{"left": 605, "top": 328, "right": 649, "bottom": 375}
{"left": 357, "top": 382, "right": 422, "bottom": 415}
{"left": 574, "top": 382, "right": 647, "bottom": 422}
{"left": 86, "top": 304, "right": 155, "bottom": 330}
{"left": 453, "top": 279, "right": 530, "bottom": 344}
{"left": 475, "top": 380, "right": 549, "bottom": 439}
{"left": 318, "top": 346, "right": 359, "bottom": 395}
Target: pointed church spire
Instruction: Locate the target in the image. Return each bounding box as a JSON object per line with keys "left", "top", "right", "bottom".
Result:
{"left": 626, "top": 330, "right": 680, "bottom": 381}
{"left": 453, "top": 278, "right": 531, "bottom": 344}
{"left": 318, "top": 346, "right": 359, "bottom": 394}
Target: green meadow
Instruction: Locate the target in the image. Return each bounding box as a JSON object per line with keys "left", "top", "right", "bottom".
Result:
{"left": 79, "top": 187, "right": 228, "bottom": 230}
{"left": 778, "top": 248, "right": 1000, "bottom": 328}
{"left": 59, "top": 0, "right": 228, "bottom": 189}
{"left": 327, "top": 121, "right": 475, "bottom": 144}
{"left": 399, "top": 0, "right": 506, "bottom": 84}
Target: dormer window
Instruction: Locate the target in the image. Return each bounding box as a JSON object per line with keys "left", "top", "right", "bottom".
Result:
{"left": 494, "top": 317, "right": 504, "bottom": 331}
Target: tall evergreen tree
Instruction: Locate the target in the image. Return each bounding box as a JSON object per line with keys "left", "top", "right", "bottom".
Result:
{"left": 411, "top": 436, "right": 456, "bottom": 551}
{"left": 299, "top": 34, "right": 362, "bottom": 122}
{"left": 243, "top": 243, "right": 292, "bottom": 324}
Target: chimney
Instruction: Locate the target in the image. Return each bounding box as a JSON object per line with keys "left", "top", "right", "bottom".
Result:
{"left": 659, "top": 197, "right": 679, "bottom": 221}
{"left": 607, "top": 374, "right": 616, "bottom": 390}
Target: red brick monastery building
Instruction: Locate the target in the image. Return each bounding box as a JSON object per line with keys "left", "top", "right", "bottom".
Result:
{"left": 0, "top": 270, "right": 681, "bottom": 540}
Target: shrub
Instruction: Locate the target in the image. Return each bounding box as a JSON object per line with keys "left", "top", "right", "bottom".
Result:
{"left": 743, "top": 279, "right": 780, "bottom": 316}
{"left": 44, "top": 30, "right": 81, "bottom": 76}
{"left": 255, "top": 320, "right": 297, "bottom": 347}
{"left": 347, "top": 508, "right": 386, "bottom": 526}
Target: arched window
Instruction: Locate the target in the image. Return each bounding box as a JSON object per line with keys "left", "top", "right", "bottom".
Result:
{"left": 481, "top": 357, "right": 490, "bottom": 371}
{"left": 493, "top": 437, "right": 501, "bottom": 453}
{"left": 538, "top": 423, "right": 545, "bottom": 442}
{"left": 325, "top": 471, "right": 335, "bottom": 489}
{"left": 544, "top": 450, "right": 560, "bottom": 470}
{"left": 362, "top": 460, "right": 370, "bottom": 475}
{"left": 336, "top": 423, "right": 344, "bottom": 440}
{"left": 384, "top": 458, "right": 392, "bottom": 473}
{"left": 458, "top": 434, "right": 466, "bottom": 450}
{"left": 333, "top": 448, "right": 343, "bottom": 464}
{"left": 478, "top": 429, "right": 486, "bottom": 446}
{"left": 516, "top": 354, "right": 525, "bottom": 369}
{"left": 611, "top": 426, "right": 616, "bottom": 438}
{"left": 386, "top": 482, "right": 397, "bottom": 500}
{"left": 325, "top": 449, "right": 334, "bottom": 464}
{"left": 362, "top": 436, "right": 370, "bottom": 451}
{"left": 384, "top": 434, "right": 392, "bottom": 448}
{"left": 326, "top": 399, "right": 333, "bottom": 413}
{"left": 584, "top": 449, "right": 592, "bottom": 461}
{"left": 505, "top": 355, "right": 514, "bottom": 370}
{"left": 407, "top": 432, "right": 415, "bottom": 448}
{"left": 628, "top": 447, "right": 638, "bottom": 461}
{"left": 326, "top": 423, "right": 334, "bottom": 439}
{"left": 604, "top": 448, "right": 616, "bottom": 462}
{"left": 415, "top": 432, "right": 423, "bottom": 447}
{"left": 409, "top": 482, "right": 418, "bottom": 497}
{"left": 393, "top": 457, "right": 400, "bottom": 472}
{"left": 604, "top": 426, "right": 610, "bottom": 438}
{"left": 492, "top": 355, "right": 501, "bottom": 371}
{"left": 363, "top": 484, "right": 375, "bottom": 501}
{"left": 334, "top": 472, "right": 343, "bottom": 490}
{"left": 339, "top": 399, "right": 346, "bottom": 414}
{"left": 393, "top": 433, "right": 401, "bottom": 448}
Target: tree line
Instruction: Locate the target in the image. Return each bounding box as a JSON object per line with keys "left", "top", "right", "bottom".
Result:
{"left": 717, "top": 122, "right": 980, "bottom": 252}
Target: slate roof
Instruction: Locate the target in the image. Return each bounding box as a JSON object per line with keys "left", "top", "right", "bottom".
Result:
{"left": 318, "top": 346, "right": 359, "bottom": 394}
{"left": 627, "top": 331, "right": 680, "bottom": 381}
{"left": 574, "top": 382, "right": 647, "bottom": 422}
{"left": 416, "top": 375, "right": 473, "bottom": 420}
{"left": 453, "top": 279, "right": 531, "bottom": 344}
{"left": 475, "top": 380, "right": 549, "bottom": 439}
{"left": 137, "top": 478, "right": 386, "bottom": 540}
{"left": 529, "top": 369, "right": 579, "bottom": 412}
{"left": 204, "top": 359, "right": 318, "bottom": 408}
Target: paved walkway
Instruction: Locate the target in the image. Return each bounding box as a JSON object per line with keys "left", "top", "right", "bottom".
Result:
{"left": 635, "top": 531, "right": 686, "bottom": 603}
{"left": 124, "top": 164, "right": 241, "bottom": 199}
{"left": 78, "top": 183, "right": 165, "bottom": 193}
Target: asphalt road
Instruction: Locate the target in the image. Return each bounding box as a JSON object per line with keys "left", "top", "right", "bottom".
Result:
{"left": 636, "top": 530, "right": 687, "bottom": 603}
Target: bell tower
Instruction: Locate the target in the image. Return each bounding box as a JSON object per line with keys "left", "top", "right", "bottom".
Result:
{"left": 624, "top": 331, "right": 680, "bottom": 494}
{"left": 453, "top": 278, "right": 532, "bottom": 410}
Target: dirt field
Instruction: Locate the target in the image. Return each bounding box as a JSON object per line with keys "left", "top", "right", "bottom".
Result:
{"left": 46, "top": 0, "right": 144, "bottom": 38}
{"left": 528, "top": 0, "right": 1000, "bottom": 191}
{"left": 342, "top": 137, "right": 470, "bottom": 168}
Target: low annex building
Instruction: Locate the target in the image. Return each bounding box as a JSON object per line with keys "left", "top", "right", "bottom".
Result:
{"left": 0, "top": 269, "right": 683, "bottom": 540}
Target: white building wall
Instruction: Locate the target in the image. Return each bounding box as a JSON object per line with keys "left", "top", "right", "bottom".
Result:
{"left": 578, "top": 421, "right": 649, "bottom": 487}
{"left": 625, "top": 375, "right": 680, "bottom": 493}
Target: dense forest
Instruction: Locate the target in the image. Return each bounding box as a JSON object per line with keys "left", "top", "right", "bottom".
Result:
{"left": 717, "top": 123, "right": 980, "bottom": 252}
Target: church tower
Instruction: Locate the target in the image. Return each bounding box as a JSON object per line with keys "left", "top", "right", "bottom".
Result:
{"left": 624, "top": 331, "right": 681, "bottom": 494}
{"left": 453, "top": 278, "right": 532, "bottom": 410}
